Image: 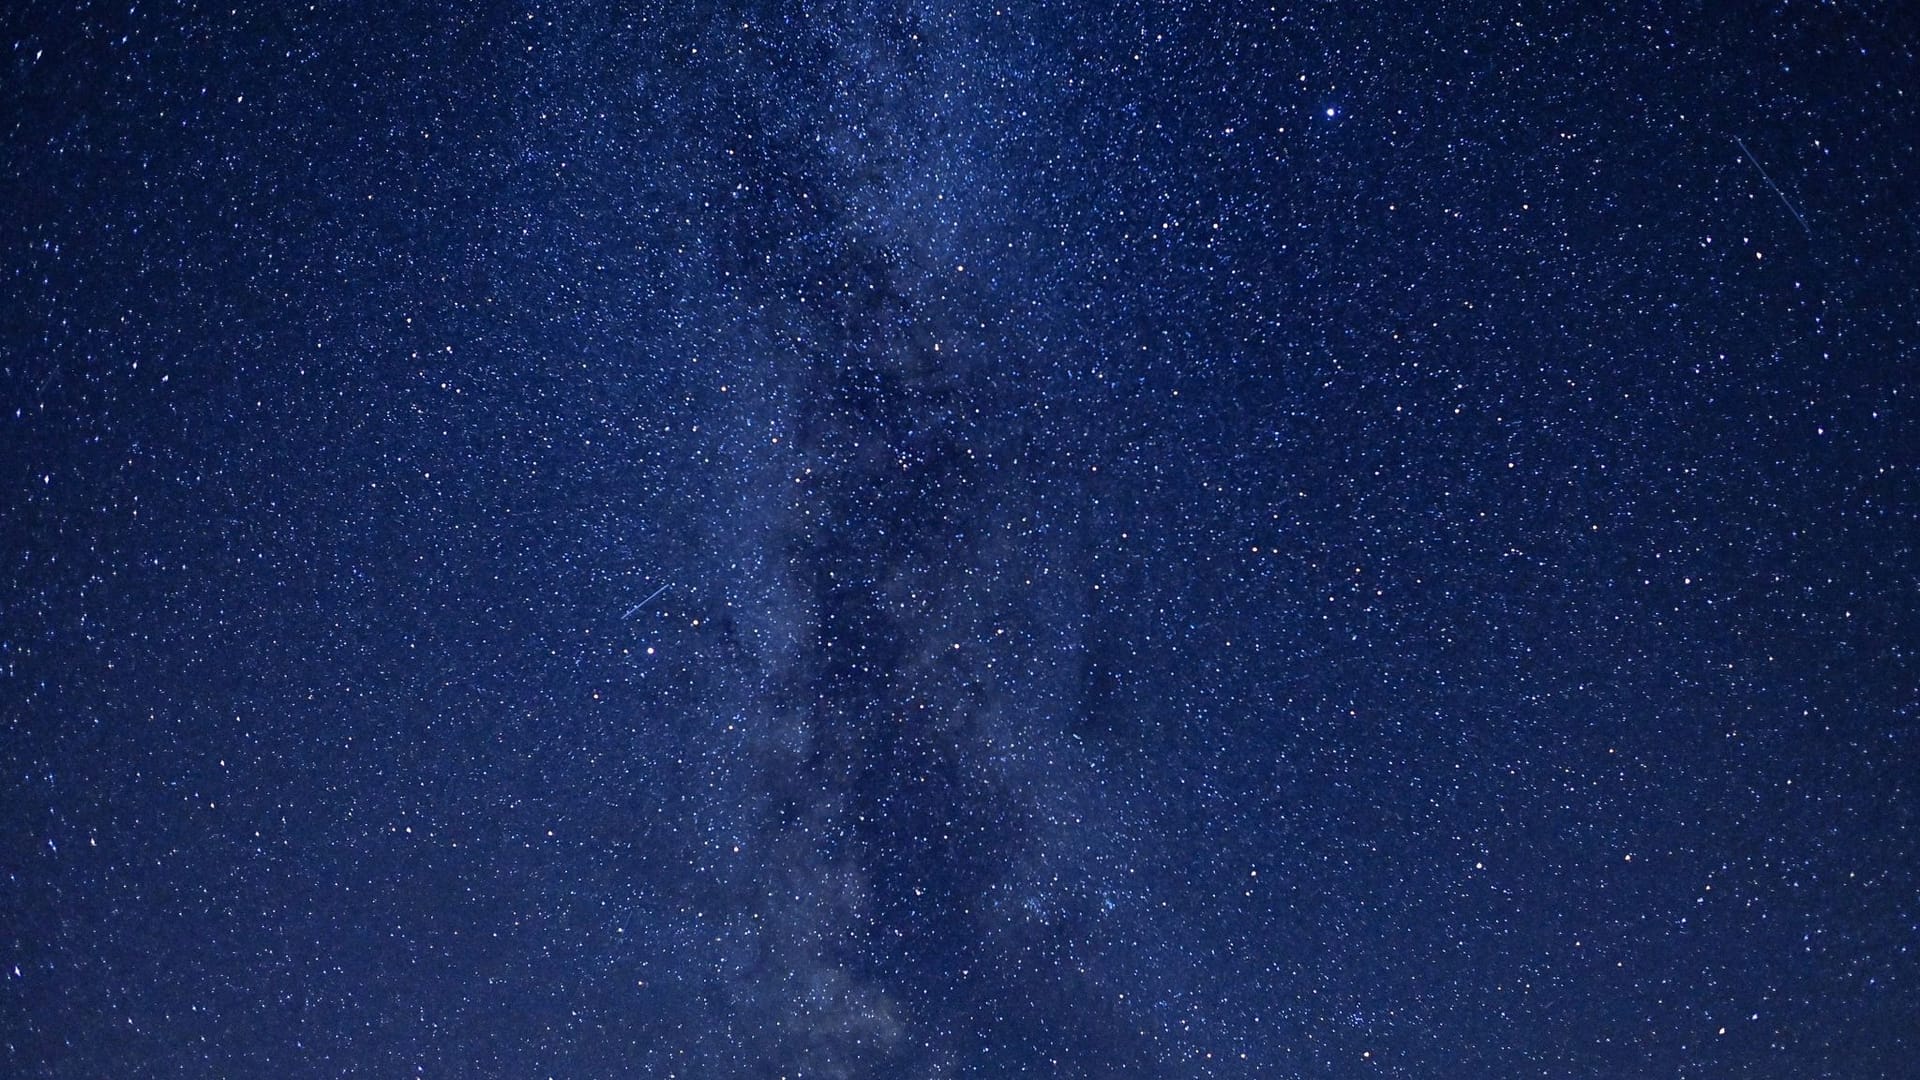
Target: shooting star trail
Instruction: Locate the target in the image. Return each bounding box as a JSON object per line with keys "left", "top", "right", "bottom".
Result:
{"left": 1734, "top": 136, "right": 1811, "bottom": 237}
{"left": 622, "top": 583, "right": 670, "bottom": 619}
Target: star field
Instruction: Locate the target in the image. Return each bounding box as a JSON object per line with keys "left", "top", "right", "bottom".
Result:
{"left": 3, "top": 2, "right": 1917, "bottom": 1077}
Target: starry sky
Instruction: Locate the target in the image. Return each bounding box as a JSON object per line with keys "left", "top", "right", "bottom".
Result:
{"left": 3, "top": 2, "right": 1917, "bottom": 1076}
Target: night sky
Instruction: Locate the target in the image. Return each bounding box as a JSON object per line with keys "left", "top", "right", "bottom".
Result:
{"left": 4, "top": 2, "right": 1917, "bottom": 1077}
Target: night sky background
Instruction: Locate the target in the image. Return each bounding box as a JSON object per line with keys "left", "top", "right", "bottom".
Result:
{"left": 4, "top": 2, "right": 1918, "bottom": 1077}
